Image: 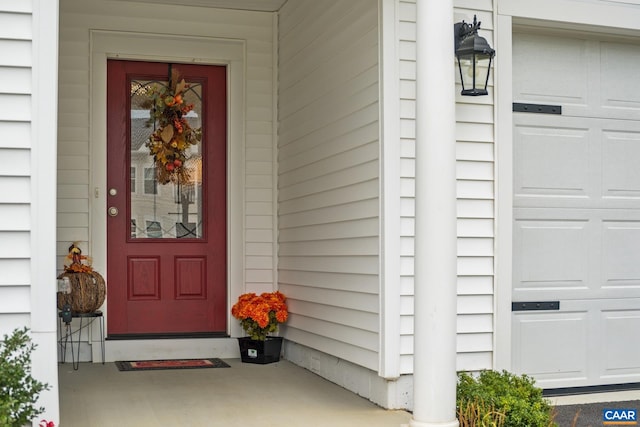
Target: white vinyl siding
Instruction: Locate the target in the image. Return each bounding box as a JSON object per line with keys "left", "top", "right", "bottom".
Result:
{"left": 0, "top": 4, "right": 32, "bottom": 337}
{"left": 277, "top": 0, "right": 380, "bottom": 371}
{"left": 398, "top": 0, "right": 496, "bottom": 374}
{"left": 58, "top": 0, "right": 276, "bottom": 288}
{"left": 398, "top": 0, "right": 416, "bottom": 374}
{"left": 454, "top": 1, "right": 496, "bottom": 372}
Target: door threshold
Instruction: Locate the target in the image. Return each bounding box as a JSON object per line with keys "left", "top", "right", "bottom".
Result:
{"left": 107, "top": 332, "right": 229, "bottom": 340}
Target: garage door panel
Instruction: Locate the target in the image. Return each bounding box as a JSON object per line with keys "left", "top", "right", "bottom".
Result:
{"left": 512, "top": 311, "right": 588, "bottom": 383}
{"left": 513, "top": 32, "right": 589, "bottom": 107}
{"left": 513, "top": 212, "right": 640, "bottom": 300}
{"left": 601, "top": 41, "right": 640, "bottom": 114}
{"left": 603, "top": 221, "right": 640, "bottom": 288}
{"left": 514, "top": 35, "right": 640, "bottom": 119}
{"left": 602, "top": 130, "right": 640, "bottom": 200}
{"left": 515, "top": 117, "right": 640, "bottom": 209}
{"left": 514, "top": 124, "right": 590, "bottom": 199}
{"left": 601, "top": 306, "right": 640, "bottom": 380}
{"left": 514, "top": 219, "right": 589, "bottom": 290}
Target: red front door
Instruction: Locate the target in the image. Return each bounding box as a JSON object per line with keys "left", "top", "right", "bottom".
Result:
{"left": 106, "top": 60, "right": 227, "bottom": 336}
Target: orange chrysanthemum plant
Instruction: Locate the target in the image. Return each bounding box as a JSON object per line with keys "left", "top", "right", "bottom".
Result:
{"left": 231, "top": 292, "right": 288, "bottom": 341}
{"left": 144, "top": 68, "right": 202, "bottom": 185}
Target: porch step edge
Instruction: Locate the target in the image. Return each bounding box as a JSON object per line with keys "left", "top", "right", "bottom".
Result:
{"left": 104, "top": 337, "right": 240, "bottom": 362}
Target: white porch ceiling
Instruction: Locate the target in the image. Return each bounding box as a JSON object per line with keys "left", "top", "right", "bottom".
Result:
{"left": 112, "top": 0, "right": 289, "bottom": 12}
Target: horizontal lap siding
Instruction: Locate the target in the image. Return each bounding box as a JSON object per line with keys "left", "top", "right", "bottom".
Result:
{"left": 398, "top": 0, "right": 496, "bottom": 374}
{"left": 0, "top": 5, "right": 32, "bottom": 336}
{"left": 58, "top": 6, "right": 96, "bottom": 265}
{"left": 278, "top": 0, "right": 380, "bottom": 371}
{"left": 59, "top": 0, "right": 275, "bottom": 286}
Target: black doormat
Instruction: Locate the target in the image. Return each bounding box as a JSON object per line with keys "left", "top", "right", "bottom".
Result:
{"left": 115, "top": 358, "right": 230, "bottom": 371}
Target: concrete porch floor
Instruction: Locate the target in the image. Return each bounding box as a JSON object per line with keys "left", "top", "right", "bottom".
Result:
{"left": 58, "top": 359, "right": 412, "bottom": 426}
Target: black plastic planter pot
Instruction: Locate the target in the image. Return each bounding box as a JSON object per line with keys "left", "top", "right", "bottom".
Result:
{"left": 237, "top": 336, "right": 283, "bottom": 364}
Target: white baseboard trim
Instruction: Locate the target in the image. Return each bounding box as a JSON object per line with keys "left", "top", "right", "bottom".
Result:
{"left": 283, "top": 340, "right": 413, "bottom": 410}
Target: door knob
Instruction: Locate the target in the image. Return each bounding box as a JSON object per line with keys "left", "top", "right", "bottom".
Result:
{"left": 108, "top": 207, "right": 119, "bottom": 217}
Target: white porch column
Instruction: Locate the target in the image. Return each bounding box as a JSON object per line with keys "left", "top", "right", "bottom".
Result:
{"left": 410, "top": 0, "right": 458, "bottom": 426}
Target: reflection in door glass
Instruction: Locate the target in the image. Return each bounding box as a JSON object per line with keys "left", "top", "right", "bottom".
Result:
{"left": 129, "top": 78, "right": 203, "bottom": 239}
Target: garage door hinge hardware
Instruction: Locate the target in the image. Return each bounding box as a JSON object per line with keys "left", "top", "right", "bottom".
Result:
{"left": 512, "top": 103, "right": 562, "bottom": 115}
{"left": 511, "top": 301, "right": 560, "bottom": 311}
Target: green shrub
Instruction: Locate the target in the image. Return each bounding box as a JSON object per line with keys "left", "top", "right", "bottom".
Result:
{"left": 457, "top": 370, "right": 556, "bottom": 427}
{"left": 0, "top": 327, "right": 50, "bottom": 427}
{"left": 457, "top": 399, "right": 506, "bottom": 427}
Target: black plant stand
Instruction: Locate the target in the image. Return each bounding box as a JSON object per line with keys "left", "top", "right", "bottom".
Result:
{"left": 58, "top": 311, "right": 105, "bottom": 370}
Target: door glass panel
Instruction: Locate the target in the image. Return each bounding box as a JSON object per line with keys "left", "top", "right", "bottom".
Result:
{"left": 130, "top": 78, "right": 203, "bottom": 239}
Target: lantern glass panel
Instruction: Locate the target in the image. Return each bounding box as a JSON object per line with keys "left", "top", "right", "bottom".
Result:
{"left": 457, "top": 52, "right": 491, "bottom": 96}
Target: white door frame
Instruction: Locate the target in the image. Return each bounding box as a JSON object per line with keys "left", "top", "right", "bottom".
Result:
{"left": 494, "top": 12, "right": 514, "bottom": 372}
{"left": 89, "top": 30, "right": 246, "bottom": 360}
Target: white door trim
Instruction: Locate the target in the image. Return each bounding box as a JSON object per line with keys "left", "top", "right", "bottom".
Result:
{"left": 498, "top": 0, "right": 640, "bottom": 33}
{"left": 89, "top": 30, "right": 246, "bottom": 359}
{"left": 494, "top": 13, "right": 514, "bottom": 372}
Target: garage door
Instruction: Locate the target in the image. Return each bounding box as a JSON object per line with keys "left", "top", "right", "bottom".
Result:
{"left": 512, "top": 30, "right": 640, "bottom": 389}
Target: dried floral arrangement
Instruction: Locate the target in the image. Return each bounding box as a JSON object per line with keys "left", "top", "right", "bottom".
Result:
{"left": 144, "top": 69, "right": 202, "bottom": 184}
{"left": 63, "top": 243, "right": 93, "bottom": 273}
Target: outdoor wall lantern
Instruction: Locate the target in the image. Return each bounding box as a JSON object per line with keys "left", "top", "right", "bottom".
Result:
{"left": 454, "top": 15, "right": 495, "bottom": 96}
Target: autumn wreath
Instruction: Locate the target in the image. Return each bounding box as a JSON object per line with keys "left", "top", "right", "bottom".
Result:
{"left": 144, "top": 69, "right": 202, "bottom": 185}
